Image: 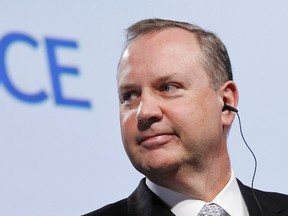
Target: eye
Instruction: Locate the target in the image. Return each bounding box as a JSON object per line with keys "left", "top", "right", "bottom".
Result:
{"left": 160, "top": 83, "right": 178, "bottom": 92}
{"left": 120, "top": 91, "right": 138, "bottom": 104}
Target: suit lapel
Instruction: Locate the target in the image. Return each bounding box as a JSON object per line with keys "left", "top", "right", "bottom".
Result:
{"left": 125, "top": 178, "right": 287, "bottom": 216}
{"left": 238, "top": 179, "right": 286, "bottom": 216}
{"left": 127, "top": 178, "right": 175, "bottom": 216}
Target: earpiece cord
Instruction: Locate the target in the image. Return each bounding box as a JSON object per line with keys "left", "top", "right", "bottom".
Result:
{"left": 235, "top": 112, "right": 264, "bottom": 216}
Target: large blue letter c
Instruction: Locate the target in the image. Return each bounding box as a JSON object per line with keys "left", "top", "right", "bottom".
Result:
{"left": 0, "top": 32, "right": 47, "bottom": 103}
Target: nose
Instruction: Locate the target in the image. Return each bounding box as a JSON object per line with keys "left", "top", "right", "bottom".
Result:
{"left": 136, "top": 96, "right": 163, "bottom": 130}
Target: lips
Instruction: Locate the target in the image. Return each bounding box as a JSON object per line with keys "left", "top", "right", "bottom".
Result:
{"left": 137, "top": 133, "right": 175, "bottom": 149}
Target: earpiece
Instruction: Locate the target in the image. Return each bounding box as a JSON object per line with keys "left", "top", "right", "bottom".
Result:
{"left": 222, "top": 101, "right": 264, "bottom": 215}
{"left": 222, "top": 103, "right": 238, "bottom": 113}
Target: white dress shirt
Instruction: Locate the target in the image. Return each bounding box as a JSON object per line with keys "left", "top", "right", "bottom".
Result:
{"left": 146, "top": 171, "right": 249, "bottom": 216}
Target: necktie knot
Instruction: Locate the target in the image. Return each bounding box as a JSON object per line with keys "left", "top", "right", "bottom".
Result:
{"left": 198, "top": 203, "right": 229, "bottom": 216}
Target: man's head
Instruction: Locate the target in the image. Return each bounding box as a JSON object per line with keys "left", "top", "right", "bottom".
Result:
{"left": 117, "top": 18, "right": 238, "bottom": 185}
{"left": 119, "top": 18, "right": 233, "bottom": 90}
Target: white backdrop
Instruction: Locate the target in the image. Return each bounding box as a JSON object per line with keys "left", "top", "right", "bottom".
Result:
{"left": 0, "top": 1, "right": 287, "bottom": 215}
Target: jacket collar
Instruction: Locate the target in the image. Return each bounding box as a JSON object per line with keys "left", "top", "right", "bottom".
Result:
{"left": 237, "top": 179, "right": 287, "bottom": 216}
{"left": 127, "top": 178, "right": 288, "bottom": 216}
{"left": 127, "top": 178, "right": 175, "bottom": 216}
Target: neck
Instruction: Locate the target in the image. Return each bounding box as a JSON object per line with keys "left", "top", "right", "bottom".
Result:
{"left": 147, "top": 153, "right": 231, "bottom": 202}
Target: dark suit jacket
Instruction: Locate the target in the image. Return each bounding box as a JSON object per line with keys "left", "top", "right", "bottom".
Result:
{"left": 83, "top": 178, "right": 288, "bottom": 216}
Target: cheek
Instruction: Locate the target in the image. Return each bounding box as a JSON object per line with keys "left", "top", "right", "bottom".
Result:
{"left": 120, "top": 110, "right": 137, "bottom": 140}
{"left": 166, "top": 101, "right": 196, "bottom": 127}
{"left": 166, "top": 100, "right": 217, "bottom": 139}
{"left": 120, "top": 108, "right": 134, "bottom": 126}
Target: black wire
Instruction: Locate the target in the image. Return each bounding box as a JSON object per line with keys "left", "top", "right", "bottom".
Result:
{"left": 235, "top": 112, "right": 264, "bottom": 216}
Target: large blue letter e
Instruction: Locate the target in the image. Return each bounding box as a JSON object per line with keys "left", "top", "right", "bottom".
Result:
{"left": 45, "top": 38, "right": 91, "bottom": 109}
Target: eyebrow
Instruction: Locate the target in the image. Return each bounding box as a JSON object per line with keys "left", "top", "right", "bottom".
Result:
{"left": 118, "top": 73, "right": 183, "bottom": 91}
{"left": 155, "top": 73, "right": 182, "bottom": 83}
{"left": 118, "top": 83, "right": 137, "bottom": 92}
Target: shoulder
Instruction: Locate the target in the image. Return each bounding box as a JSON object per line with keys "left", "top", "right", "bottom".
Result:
{"left": 82, "top": 199, "right": 128, "bottom": 216}
{"left": 238, "top": 179, "right": 288, "bottom": 201}
{"left": 254, "top": 187, "right": 288, "bottom": 205}
{"left": 237, "top": 179, "right": 288, "bottom": 214}
{"left": 81, "top": 179, "right": 148, "bottom": 216}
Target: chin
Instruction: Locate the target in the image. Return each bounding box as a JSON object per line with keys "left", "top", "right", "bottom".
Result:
{"left": 134, "top": 157, "right": 182, "bottom": 177}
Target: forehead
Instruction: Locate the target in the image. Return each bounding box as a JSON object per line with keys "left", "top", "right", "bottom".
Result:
{"left": 117, "top": 28, "right": 205, "bottom": 85}
{"left": 126, "top": 27, "right": 200, "bottom": 58}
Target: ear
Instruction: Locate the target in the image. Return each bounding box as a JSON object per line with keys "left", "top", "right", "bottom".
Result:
{"left": 220, "top": 81, "right": 239, "bottom": 127}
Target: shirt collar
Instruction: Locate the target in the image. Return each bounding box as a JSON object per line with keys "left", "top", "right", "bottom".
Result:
{"left": 146, "top": 170, "right": 249, "bottom": 216}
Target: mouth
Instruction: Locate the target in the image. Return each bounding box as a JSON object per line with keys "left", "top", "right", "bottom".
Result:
{"left": 137, "top": 133, "right": 175, "bottom": 149}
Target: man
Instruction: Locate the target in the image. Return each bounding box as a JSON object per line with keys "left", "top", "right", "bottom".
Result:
{"left": 84, "top": 18, "right": 288, "bottom": 216}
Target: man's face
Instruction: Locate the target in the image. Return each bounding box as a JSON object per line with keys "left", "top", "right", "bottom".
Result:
{"left": 117, "top": 28, "right": 226, "bottom": 178}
